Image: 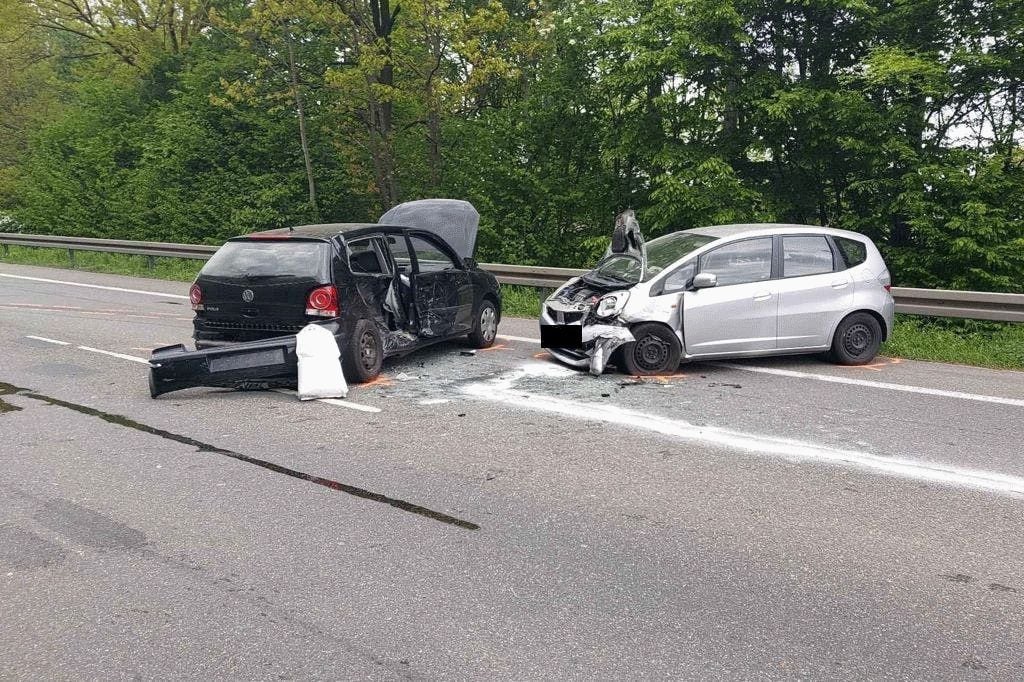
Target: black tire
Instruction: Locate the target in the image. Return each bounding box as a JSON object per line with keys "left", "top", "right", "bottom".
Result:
{"left": 467, "top": 299, "right": 499, "bottom": 349}
{"left": 620, "top": 323, "right": 682, "bottom": 376}
{"left": 341, "top": 319, "right": 384, "bottom": 383}
{"left": 830, "top": 312, "right": 882, "bottom": 365}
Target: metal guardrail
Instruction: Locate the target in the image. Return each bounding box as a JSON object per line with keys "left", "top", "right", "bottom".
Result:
{"left": 2, "top": 232, "right": 1023, "bottom": 322}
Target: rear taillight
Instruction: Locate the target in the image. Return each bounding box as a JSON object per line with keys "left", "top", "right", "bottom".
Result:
{"left": 306, "top": 285, "right": 339, "bottom": 317}
{"left": 189, "top": 284, "right": 203, "bottom": 311}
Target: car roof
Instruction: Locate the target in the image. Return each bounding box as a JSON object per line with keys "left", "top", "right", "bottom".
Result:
{"left": 682, "top": 223, "right": 871, "bottom": 241}
{"left": 240, "top": 223, "right": 410, "bottom": 240}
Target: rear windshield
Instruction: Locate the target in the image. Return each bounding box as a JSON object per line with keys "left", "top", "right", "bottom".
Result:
{"left": 201, "top": 240, "right": 330, "bottom": 281}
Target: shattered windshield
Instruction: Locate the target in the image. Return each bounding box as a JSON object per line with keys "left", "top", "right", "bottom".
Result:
{"left": 590, "top": 232, "right": 717, "bottom": 284}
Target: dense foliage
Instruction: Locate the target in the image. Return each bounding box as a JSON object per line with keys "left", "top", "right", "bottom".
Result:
{"left": 1, "top": 0, "right": 1021, "bottom": 290}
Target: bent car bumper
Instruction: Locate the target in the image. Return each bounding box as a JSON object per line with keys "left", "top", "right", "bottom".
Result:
{"left": 150, "top": 322, "right": 340, "bottom": 397}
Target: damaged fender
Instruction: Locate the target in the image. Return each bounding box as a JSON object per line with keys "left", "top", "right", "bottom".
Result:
{"left": 582, "top": 324, "right": 635, "bottom": 375}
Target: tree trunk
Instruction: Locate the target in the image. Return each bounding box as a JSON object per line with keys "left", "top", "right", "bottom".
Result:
{"left": 287, "top": 37, "right": 320, "bottom": 222}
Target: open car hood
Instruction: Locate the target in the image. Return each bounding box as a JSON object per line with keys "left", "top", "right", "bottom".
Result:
{"left": 605, "top": 209, "right": 647, "bottom": 271}
{"left": 379, "top": 199, "right": 479, "bottom": 260}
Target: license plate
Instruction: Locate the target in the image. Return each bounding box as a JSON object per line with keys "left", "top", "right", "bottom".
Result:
{"left": 209, "top": 348, "right": 285, "bottom": 372}
{"left": 540, "top": 325, "right": 582, "bottom": 349}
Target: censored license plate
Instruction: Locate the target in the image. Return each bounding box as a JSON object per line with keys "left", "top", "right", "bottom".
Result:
{"left": 540, "top": 325, "right": 583, "bottom": 349}
{"left": 208, "top": 348, "right": 286, "bottom": 373}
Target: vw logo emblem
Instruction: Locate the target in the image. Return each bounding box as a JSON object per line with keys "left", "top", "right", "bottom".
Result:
{"left": 241, "top": 289, "right": 255, "bottom": 303}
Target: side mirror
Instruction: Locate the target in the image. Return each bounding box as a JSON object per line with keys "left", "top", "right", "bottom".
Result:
{"left": 691, "top": 272, "right": 717, "bottom": 290}
{"left": 463, "top": 257, "right": 477, "bottom": 269}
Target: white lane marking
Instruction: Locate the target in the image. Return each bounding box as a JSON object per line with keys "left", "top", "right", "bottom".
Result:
{"left": 713, "top": 362, "right": 1024, "bottom": 408}
{"left": 25, "top": 335, "right": 70, "bottom": 346}
{"left": 272, "top": 389, "right": 381, "bottom": 413}
{"left": 316, "top": 397, "right": 382, "bottom": 413}
{"left": 77, "top": 346, "right": 150, "bottom": 364}
{"left": 463, "top": 365, "right": 1024, "bottom": 496}
{"left": 419, "top": 398, "right": 450, "bottom": 405}
{"left": 0, "top": 273, "right": 188, "bottom": 299}
{"left": 488, "top": 334, "right": 1024, "bottom": 407}
{"left": 497, "top": 334, "right": 542, "bottom": 344}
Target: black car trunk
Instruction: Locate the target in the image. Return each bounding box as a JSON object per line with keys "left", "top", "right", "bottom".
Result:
{"left": 194, "top": 238, "right": 333, "bottom": 339}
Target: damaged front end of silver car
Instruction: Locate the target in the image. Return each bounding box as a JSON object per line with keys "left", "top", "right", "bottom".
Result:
{"left": 539, "top": 209, "right": 648, "bottom": 375}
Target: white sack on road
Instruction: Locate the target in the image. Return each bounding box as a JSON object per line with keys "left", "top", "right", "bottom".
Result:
{"left": 296, "top": 324, "right": 348, "bottom": 400}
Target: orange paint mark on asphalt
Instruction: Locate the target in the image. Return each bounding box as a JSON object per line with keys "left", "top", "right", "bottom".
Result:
{"left": 843, "top": 356, "right": 903, "bottom": 372}
{"left": 626, "top": 371, "right": 688, "bottom": 384}
{"left": 478, "top": 343, "right": 509, "bottom": 352}
{"left": 359, "top": 375, "right": 394, "bottom": 388}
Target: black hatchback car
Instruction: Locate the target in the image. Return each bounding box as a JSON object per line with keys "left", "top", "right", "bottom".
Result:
{"left": 185, "top": 200, "right": 501, "bottom": 383}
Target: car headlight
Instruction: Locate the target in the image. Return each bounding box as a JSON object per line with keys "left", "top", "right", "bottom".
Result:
{"left": 595, "top": 291, "right": 630, "bottom": 318}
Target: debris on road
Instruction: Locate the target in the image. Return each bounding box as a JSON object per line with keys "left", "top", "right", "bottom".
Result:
{"left": 296, "top": 324, "right": 347, "bottom": 399}
{"left": 460, "top": 349, "right": 477, "bottom": 357}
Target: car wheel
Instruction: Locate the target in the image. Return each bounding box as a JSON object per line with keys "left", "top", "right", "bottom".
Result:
{"left": 341, "top": 319, "right": 383, "bottom": 383}
{"left": 467, "top": 299, "right": 498, "bottom": 349}
{"left": 620, "top": 323, "right": 682, "bottom": 376}
{"left": 830, "top": 312, "right": 882, "bottom": 365}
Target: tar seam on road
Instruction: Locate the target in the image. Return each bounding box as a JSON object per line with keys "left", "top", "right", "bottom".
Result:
{"left": 0, "top": 381, "right": 479, "bottom": 531}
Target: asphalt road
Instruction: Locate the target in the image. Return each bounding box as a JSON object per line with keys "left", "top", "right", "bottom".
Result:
{"left": 1, "top": 263, "right": 1023, "bottom": 680}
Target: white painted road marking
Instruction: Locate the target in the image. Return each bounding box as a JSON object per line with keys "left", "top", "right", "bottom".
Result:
{"left": 273, "top": 389, "right": 381, "bottom": 413}
{"left": 25, "top": 335, "right": 70, "bottom": 346}
{"left": 497, "top": 334, "right": 544, "bottom": 344}
{"left": 464, "top": 365, "right": 1024, "bottom": 496}
{"left": 0, "top": 273, "right": 188, "bottom": 299}
{"left": 77, "top": 346, "right": 150, "bottom": 364}
{"left": 713, "top": 362, "right": 1024, "bottom": 408}
{"left": 494, "top": 335, "right": 1024, "bottom": 408}
{"left": 316, "top": 397, "right": 382, "bottom": 413}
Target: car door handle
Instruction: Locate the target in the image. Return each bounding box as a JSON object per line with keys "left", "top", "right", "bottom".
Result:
{"left": 753, "top": 292, "right": 772, "bottom": 301}
{"left": 831, "top": 280, "right": 849, "bottom": 289}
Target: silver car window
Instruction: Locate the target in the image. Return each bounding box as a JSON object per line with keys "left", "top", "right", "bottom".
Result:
{"left": 834, "top": 236, "right": 867, "bottom": 269}
{"left": 699, "top": 237, "right": 772, "bottom": 286}
{"left": 782, "top": 235, "right": 834, "bottom": 277}
{"left": 662, "top": 261, "right": 696, "bottom": 292}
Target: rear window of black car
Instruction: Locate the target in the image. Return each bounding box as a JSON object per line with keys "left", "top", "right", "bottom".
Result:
{"left": 201, "top": 240, "right": 330, "bottom": 281}
{"left": 833, "top": 237, "right": 868, "bottom": 269}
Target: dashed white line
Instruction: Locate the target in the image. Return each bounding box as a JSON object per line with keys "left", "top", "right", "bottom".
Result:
{"left": 497, "top": 334, "right": 543, "bottom": 344}
{"left": 316, "top": 397, "right": 382, "bottom": 413}
{"left": 25, "top": 335, "right": 70, "bottom": 346}
{"left": 272, "top": 389, "right": 381, "bottom": 413}
{"left": 0, "top": 273, "right": 188, "bottom": 299}
{"left": 713, "top": 362, "right": 1024, "bottom": 408}
{"left": 77, "top": 346, "right": 150, "bottom": 364}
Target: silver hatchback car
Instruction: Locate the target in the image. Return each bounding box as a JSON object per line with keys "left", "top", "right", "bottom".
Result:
{"left": 540, "top": 223, "right": 895, "bottom": 375}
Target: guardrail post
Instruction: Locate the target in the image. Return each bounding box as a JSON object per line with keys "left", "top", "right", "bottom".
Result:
{"left": 68, "top": 248, "right": 75, "bottom": 267}
{"left": 2, "top": 243, "right": 8, "bottom": 257}
{"left": 537, "top": 286, "right": 551, "bottom": 308}
{"left": 147, "top": 255, "right": 156, "bottom": 272}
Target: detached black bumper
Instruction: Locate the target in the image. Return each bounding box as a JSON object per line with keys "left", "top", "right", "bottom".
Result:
{"left": 148, "top": 323, "right": 339, "bottom": 398}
